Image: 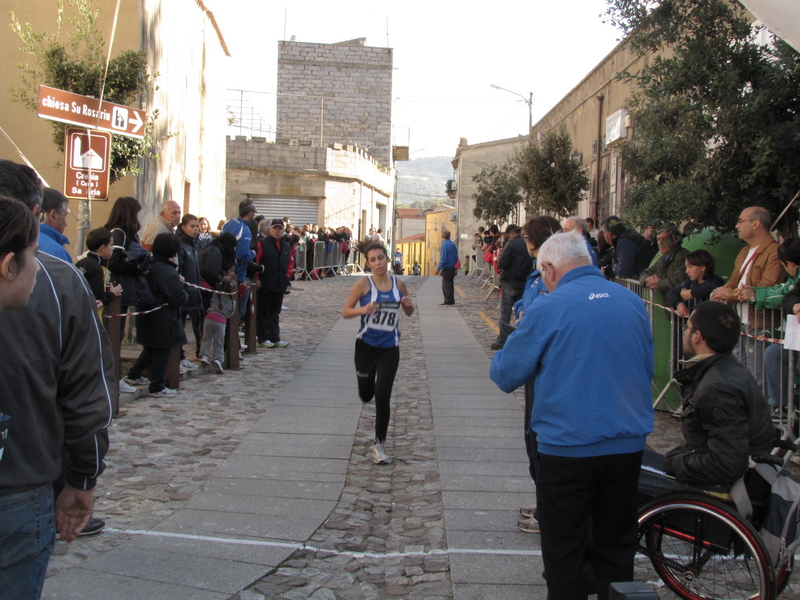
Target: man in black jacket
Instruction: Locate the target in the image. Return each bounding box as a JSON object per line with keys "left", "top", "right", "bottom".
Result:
{"left": 664, "top": 301, "right": 774, "bottom": 491}
{"left": 256, "top": 219, "right": 290, "bottom": 348}
{"left": 491, "top": 224, "right": 532, "bottom": 350}
{"left": 0, "top": 160, "right": 114, "bottom": 597}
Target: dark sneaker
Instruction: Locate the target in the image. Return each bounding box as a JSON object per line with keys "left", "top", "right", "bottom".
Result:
{"left": 57, "top": 517, "right": 105, "bottom": 540}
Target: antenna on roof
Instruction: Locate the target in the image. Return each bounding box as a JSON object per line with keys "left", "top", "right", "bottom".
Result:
{"left": 386, "top": 16, "right": 390, "bottom": 47}
{"left": 283, "top": 8, "right": 287, "bottom": 41}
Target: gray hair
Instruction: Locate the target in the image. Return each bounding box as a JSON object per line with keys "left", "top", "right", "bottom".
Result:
{"left": 258, "top": 219, "right": 271, "bottom": 235}
{"left": 538, "top": 231, "right": 592, "bottom": 269}
{"left": 564, "top": 216, "right": 588, "bottom": 233}
{"left": 658, "top": 225, "right": 682, "bottom": 246}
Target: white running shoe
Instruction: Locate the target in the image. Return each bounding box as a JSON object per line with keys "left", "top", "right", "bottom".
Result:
{"left": 371, "top": 439, "right": 392, "bottom": 464}
{"left": 213, "top": 359, "right": 224, "bottom": 374}
{"left": 119, "top": 379, "right": 136, "bottom": 394}
{"left": 180, "top": 358, "right": 198, "bottom": 371}
{"left": 200, "top": 356, "right": 210, "bottom": 366}
{"left": 149, "top": 387, "right": 178, "bottom": 398}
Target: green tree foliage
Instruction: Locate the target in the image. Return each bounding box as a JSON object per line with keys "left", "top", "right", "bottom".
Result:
{"left": 10, "top": 0, "right": 161, "bottom": 183}
{"left": 605, "top": 0, "right": 800, "bottom": 234}
{"left": 472, "top": 161, "right": 522, "bottom": 226}
{"left": 515, "top": 126, "right": 590, "bottom": 218}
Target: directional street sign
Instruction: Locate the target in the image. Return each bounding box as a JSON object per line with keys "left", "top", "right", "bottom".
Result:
{"left": 38, "top": 85, "right": 145, "bottom": 139}
{"left": 64, "top": 127, "right": 111, "bottom": 201}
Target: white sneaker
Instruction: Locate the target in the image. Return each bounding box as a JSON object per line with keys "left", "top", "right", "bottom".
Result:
{"left": 281, "top": 305, "right": 288, "bottom": 310}
{"left": 200, "top": 356, "right": 210, "bottom": 366}
{"left": 180, "top": 358, "right": 198, "bottom": 371}
{"left": 179, "top": 366, "right": 187, "bottom": 375}
{"left": 124, "top": 376, "right": 149, "bottom": 386}
{"left": 119, "top": 379, "right": 136, "bottom": 394}
{"left": 149, "top": 387, "right": 178, "bottom": 398}
{"left": 273, "top": 340, "right": 288, "bottom": 348}
{"left": 371, "top": 439, "right": 392, "bottom": 464}
{"left": 213, "top": 359, "right": 224, "bottom": 374}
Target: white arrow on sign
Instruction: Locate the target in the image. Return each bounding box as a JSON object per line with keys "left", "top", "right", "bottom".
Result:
{"left": 129, "top": 111, "right": 144, "bottom": 135}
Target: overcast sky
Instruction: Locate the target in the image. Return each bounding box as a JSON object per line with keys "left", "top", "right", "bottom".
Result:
{"left": 212, "top": 1, "right": 623, "bottom": 159}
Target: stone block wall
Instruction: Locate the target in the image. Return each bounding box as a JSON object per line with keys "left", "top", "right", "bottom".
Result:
{"left": 277, "top": 39, "right": 393, "bottom": 167}
{"left": 226, "top": 136, "right": 393, "bottom": 236}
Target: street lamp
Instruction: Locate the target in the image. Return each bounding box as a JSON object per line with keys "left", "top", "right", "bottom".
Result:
{"left": 490, "top": 84, "right": 533, "bottom": 135}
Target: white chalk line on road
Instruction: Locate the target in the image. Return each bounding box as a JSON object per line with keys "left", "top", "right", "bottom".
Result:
{"left": 105, "top": 527, "right": 544, "bottom": 558}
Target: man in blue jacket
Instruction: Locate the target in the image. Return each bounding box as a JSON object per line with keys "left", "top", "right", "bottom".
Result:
{"left": 490, "top": 231, "right": 654, "bottom": 600}
{"left": 222, "top": 200, "right": 259, "bottom": 321}
{"left": 434, "top": 229, "right": 458, "bottom": 306}
{"left": 39, "top": 188, "right": 73, "bottom": 263}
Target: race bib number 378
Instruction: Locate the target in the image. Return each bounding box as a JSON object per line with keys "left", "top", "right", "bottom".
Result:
{"left": 369, "top": 301, "right": 400, "bottom": 332}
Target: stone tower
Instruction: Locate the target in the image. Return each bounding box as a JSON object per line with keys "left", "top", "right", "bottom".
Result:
{"left": 276, "top": 38, "right": 393, "bottom": 166}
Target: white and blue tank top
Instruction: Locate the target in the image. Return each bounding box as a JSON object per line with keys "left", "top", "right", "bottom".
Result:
{"left": 356, "top": 276, "right": 403, "bottom": 348}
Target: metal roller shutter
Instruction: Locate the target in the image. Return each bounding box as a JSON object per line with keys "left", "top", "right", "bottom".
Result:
{"left": 248, "top": 196, "right": 319, "bottom": 225}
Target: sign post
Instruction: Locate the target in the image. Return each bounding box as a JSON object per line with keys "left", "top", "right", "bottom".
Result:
{"left": 38, "top": 85, "right": 145, "bottom": 139}
{"left": 37, "top": 85, "right": 146, "bottom": 253}
{"left": 64, "top": 127, "right": 111, "bottom": 201}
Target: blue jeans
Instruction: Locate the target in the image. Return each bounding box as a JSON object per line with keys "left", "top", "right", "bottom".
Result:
{"left": 733, "top": 327, "right": 766, "bottom": 390}
{"left": 238, "top": 278, "right": 251, "bottom": 322}
{"left": 764, "top": 342, "right": 796, "bottom": 408}
{"left": 0, "top": 485, "right": 55, "bottom": 600}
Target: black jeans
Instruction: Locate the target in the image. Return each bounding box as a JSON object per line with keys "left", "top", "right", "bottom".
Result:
{"left": 181, "top": 309, "right": 203, "bottom": 359}
{"left": 354, "top": 339, "right": 399, "bottom": 443}
{"left": 256, "top": 290, "right": 283, "bottom": 343}
{"left": 128, "top": 346, "right": 171, "bottom": 393}
{"left": 440, "top": 267, "right": 456, "bottom": 305}
{"left": 537, "top": 450, "right": 643, "bottom": 600}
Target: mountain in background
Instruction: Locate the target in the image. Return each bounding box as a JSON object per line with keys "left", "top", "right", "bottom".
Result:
{"left": 396, "top": 156, "right": 453, "bottom": 208}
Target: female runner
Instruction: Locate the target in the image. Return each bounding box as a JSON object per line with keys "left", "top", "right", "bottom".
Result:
{"left": 342, "top": 240, "right": 414, "bottom": 464}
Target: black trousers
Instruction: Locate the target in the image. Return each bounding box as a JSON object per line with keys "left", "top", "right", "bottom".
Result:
{"left": 440, "top": 267, "right": 456, "bottom": 305}
{"left": 128, "top": 346, "right": 172, "bottom": 393}
{"left": 537, "top": 450, "right": 643, "bottom": 600}
{"left": 354, "top": 339, "right": 399, "bottom": 443}
{"left": 256, "top": 290, "right": 283, "bottom": 343}
{"left": 523, "top": 381, "right": 538, "bottom": 483}
{"left": 181, "top": 309, "right": 203, "bottom": 359}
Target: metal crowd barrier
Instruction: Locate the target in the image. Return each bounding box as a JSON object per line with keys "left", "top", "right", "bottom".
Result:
{"left": 618, "top": 278, "right": 800, "bottom": 451}
{"left": 311, "top": 240, "right": 340, "bottom": 278}
{"left": 294, "top": 245, "right": 310, "bottom": 280}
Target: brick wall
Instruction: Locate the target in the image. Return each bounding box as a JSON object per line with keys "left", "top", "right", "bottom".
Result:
{"left": 277, "top": 39, "right": 393, "bottom": 167}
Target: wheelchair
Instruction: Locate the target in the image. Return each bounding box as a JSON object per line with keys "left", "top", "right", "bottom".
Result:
{"left": 636, "top": 444, "right": 798, "bottom": 600}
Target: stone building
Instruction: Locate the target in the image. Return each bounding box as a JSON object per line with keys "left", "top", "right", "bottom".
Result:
{"left": 450, "top": 41, "right": 645, "bottom": 262}
{"left": 0, "top": 1, "right": 229, "bottom": 257}
{"left": 227, "top": 38, "right": 396, "bottom": 239}
{"left": 226, "top": 137, "right": 392, "bottom": 236}
{"left": 277, "top": 38, "right": 393, "bottom": 167}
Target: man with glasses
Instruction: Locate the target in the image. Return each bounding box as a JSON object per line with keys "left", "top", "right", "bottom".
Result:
{"left": 710, "top": 206, "right": 784, "bottom": 385}
{"left": 638, "top": 225, "right": 689, "bottom": 297}
{"left": 664, "top": 301, "right": 774, "bottom": 488}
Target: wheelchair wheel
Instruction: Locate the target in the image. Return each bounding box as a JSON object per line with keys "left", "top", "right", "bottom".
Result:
{"left": 638, "top": 493, "right": 775, "bottom": 600}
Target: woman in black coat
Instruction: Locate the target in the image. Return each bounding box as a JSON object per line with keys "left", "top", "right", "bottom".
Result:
{"left": 198, "top": 232, "right": 237, "bottom": 307}
{"left": 124, "top": 233, "right": 188, "bottom": 397}
{"left": 177, "top": 214, "right": 203, "bottom": 364}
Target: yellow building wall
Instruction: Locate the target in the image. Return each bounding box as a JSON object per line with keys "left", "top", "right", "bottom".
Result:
{"left": 1, "top": 1, "right": 228, "bottom": 259}
{"left": 425, "top": 209, "right": 455, "bottom": 276}
{"left": 396, "top": 241, "right": 424, "bottom": 275}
